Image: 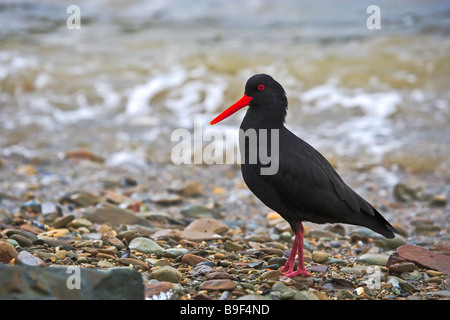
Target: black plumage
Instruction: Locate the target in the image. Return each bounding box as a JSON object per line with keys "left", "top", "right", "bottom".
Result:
{"left": 211, "top": 74, "right": 397, "bottom": 277}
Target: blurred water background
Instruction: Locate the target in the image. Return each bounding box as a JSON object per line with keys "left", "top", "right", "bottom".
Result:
{"left": 1, "top": 0, "right": 449, "bottom": 177}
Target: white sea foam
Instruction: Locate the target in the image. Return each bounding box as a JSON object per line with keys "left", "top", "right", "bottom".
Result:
{"left": 125, "top": 68, "right": 187, "bottom": 116}
{"left": 298, "top": 81, "right": 403, "bottom": 161}
{"left": 301, "top": 81, "right": 401, "bottom": 119}
{"left": 95, "top": 82, "right": 121, "bottom": 110}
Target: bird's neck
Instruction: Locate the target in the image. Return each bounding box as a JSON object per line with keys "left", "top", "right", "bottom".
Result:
{"left": 241, "top": 107, "right": 286, "bottom": 131}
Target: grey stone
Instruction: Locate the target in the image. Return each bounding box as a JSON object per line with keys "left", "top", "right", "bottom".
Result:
{"left": 294, "top": 290, "right": 319, "bottom": 300}
{"left": 15, "top": 251, "right": 45, "bottom": 267}
{"left": 350, "top": 228, "right": 406, "bottom": 249}
{"left": 51, "top": 214, "right": 75, "bottom": 228}
{"left": 0, "top": 265, "right": 144, "bottom": 299}
{"left": 271, "top": 282, "right": 298, "bottom": 300}
{"left": 327, "top": 257, "right": 349, "bottom": 265}
{"left": 85, "top": 202, "right": 151, "bottom": 226}
{"left": 162, "top": 248, "right": 188, "bottom": 258}
{"left": 238, "top": 294, "right": 272, "bottom": 300}
{"left": 128, "top": 237, "right": 165, "bottom": 254}
{"left": 180, "top": 205, "right": 219, "bottom": 219}
{"left": 357, "top": 253, "right": 389, "bottom": 266}
{"left": 431, "top": 290, "right": 450, "bottom": 297}
{"left": 224, "top": 240, "right": 244, "bottom": 252}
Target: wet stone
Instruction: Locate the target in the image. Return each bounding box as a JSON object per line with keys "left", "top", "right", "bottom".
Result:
{"left": 162, "top": 248, "right": 188, "bottom": 258}
{"left": 245, "top": 234, "right": 272, "bottom": 242}
{"left": 219, "top": 291, "right": 232, "bottom": 300}
{"left": 119, "top": 257, "right": 149, "bottom": 270}
{"left": 0, "top": 240, "right": 18, "bottom": 263}
{"left": 97, "top": 260, "right": 114, "bottom": 268}
{"left": 64, "top": 149, "right": 104, "bottom": 163}
{"left": 238, "top": 294, "right": 272, "bottom": 300}
{"left": 61, "top": 191, "right": 103, "bottom": 207}
{"left": 294, "top": 290, "right": 320, "bottom": 300}
{"left": 15, "top": 251, "right": 45, "bottom": 267}
{"left": 68, "top": 218, "right": 93, "bottom": 229}
{"left": 117, "top": 230, "right": 142, "bottom": 244}
{"left": 312, "top": 250, "right": 329, "bottom": 264}
{"left": 389, "top": 262, "right": 417, "bottom": 274}
{"left": 0, "top": 265, "right": 144, "bottom": 299}
{"left": 20, "top": 224, "right": 45, "bottom": 235}
{"left": 128, "top": 237, "right": 165, "bottom": 254}
{"left": 206, "top": 272, "right": 232, "bottom": 280}
{"left": 151, "top": 266, "right": 183, "bottom": 283}
{"left": 267, "top": 257, "right": 287, "bottom": 267}
{"left": 430, "top": 241, "right": 450, "bottom": 253}
{"left": 396, "top": 244, "right": 450, "bottom": 275}
{"left": 357, "top": 253, "right": 389, "bottom": 266}
{"left": 326, "top": 257, "right": 349, "bottom": 266}
{"left": 431, "top": 290, "right": 450, "bottom": 298}
{"left": 307, "top": 229, "right": 338, "bottom": 240}
{"left": 189, "top": 264, "right": 215, "bottom": 276}
{"left": 271, "top": 282, "right": 297, "bottom": 300}
{"left": 36, "top": 236, "right": 68, "bottom": 247}
{"left": 350, "top": 228, "right": 406, "bottom": 249}
{"left": 400, "top": 270, "right": 422, "bottom": 281}
{"left": 428, "top": 194, "right": 447, "bottom": 207}
{"left": 181, "top": 218, "right": 229, "bottom": 240}
{"left": 145, "top": 282, "right": 182, "bottom": 300}
{"left": 393, "top": 183, "right": 424, "bottom": 202}
{"left": 224, "top": 240, "right": 244, "bottom": 252}
{"left": 9, "top": 234, "right": 33, "bottom": 247}
{"left": 172, "top": 181, "right": 204, "bottom": 197}
{"left": 51, "top": 214, "right": 74, "bottom": 228}
{"left": 308, "top": 265, "right": 328, "bottom": 273}
{"left": 199, "top": 279, "right": 237, "bottom": 291}
{"left": 181, "top": 253, "right": 209, "bottom": 266}
{"left": 86, "top": 202, "right": 151, "bottom": 226}
{"left": 3, "top": 229, "right": 38, "bottom": 242}
{"left": 248, "top": 261, "right": 265, "bottom": 269}
{"left": 150, "top": 193, "right": 183, "bottom": 205}
{"left": 196, "top": 261, "right": 216, "bottom": 268}
{"left": 108, "top": 236, "right": 126, "bottom": 249}
{"left": 180, "top": 205, "right": 219, "bottom": 219}
{"left": 260, "top": 270, "right": 283, "bottom": 279}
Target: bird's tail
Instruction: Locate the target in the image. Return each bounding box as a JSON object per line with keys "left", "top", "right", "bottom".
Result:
{"left": 362, "top": 208, "right": 398, "bottom": 239}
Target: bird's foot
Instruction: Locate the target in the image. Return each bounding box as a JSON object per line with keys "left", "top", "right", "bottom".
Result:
{"left": 284, "top": 269, "right": 312, "bottom": 278}
{"left": 280, "top": 262, "right": 295, "bottom": 274}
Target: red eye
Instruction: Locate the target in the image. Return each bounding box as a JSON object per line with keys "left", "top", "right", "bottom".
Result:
{"left": 257, "top": 84, "right": 265, "bottom": 91}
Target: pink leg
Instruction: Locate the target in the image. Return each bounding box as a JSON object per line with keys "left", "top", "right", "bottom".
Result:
{"left": 281, "top": 223, "right": 312, "bottom": 278}
{"left": 280, "top": 233, "right": 298, "bottom": 274}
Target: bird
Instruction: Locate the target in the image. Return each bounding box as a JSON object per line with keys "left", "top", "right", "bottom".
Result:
{"left": 210, "top": 74, "right": 398, "bottom": 278}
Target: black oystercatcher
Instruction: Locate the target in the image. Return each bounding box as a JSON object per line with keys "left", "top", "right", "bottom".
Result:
{"left": 210, "top": 74, "right": 397, "bottom": 277}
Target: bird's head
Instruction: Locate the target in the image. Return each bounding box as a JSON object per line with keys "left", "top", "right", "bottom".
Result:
{"left": 210, "top": 74, "right": 287, "bottom": 126}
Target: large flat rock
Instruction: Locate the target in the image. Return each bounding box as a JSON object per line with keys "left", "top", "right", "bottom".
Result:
{"left": 85, "top": 202, "right": 151, "bottom": 226}
{"left": 0, "top": 265, "right": 144, "bottom": 299}
{"left": 396, "top": 244, "right": 450, "bottom": 275}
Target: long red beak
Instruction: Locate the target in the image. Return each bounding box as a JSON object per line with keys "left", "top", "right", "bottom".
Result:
{"left": 210, "top": 94, "right": 253, "bottom": 125}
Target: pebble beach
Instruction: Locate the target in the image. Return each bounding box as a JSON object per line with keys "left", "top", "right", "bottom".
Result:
{"left": 0, "top": 150, "right": 448, "bottom": 300}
